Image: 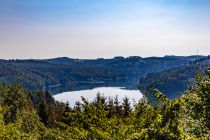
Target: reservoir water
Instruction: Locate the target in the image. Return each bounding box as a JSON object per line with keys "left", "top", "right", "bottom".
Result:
{"left": 53, "top": 87, "right": 143, "bottom": 107}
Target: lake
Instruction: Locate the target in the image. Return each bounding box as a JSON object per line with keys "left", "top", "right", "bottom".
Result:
{"left": 53, "top": 87, "right": 143, "bottom": 107}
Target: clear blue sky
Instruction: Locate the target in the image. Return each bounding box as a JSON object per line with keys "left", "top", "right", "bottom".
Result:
{"left": 0, "top": 0, "right": 210, "bottom": 59}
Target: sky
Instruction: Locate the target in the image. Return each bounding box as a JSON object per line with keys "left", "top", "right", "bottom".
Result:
{"left": 0, "top": 0, "right": 210, "bottom": 59}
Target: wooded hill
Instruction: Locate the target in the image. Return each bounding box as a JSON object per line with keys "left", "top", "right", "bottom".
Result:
{"left": 0, "top": 68, "right": 209, "bottom": 139}
{"left": 0, "top": 55, "right": 205, "bottom": 95}
{"left": 139, "top": 56, "right": 210, "bottom": 99}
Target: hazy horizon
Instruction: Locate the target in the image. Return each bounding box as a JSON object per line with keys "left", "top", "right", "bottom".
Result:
{"left": 0, "top": 0, "right": 210, "bottom": 59}
{"left": 1, "top": 54, "right": 208, "bottom": 61}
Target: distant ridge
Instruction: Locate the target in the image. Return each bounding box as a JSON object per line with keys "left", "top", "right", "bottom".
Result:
{"left": 0, "top": 55, "right": 207, "bottom": 96}
{"left": 139, "top": 56, "right": 210, "bottom": 99}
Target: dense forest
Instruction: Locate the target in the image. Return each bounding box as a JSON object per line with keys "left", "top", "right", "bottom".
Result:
{"left": 139, "top": 56, "right": 210, "bottom": 99}
{"left": 0, "top": 59, "right": 125, "bottom": 94}
{"left": 0, "top": 55, "right": 205, "bottom": 94}
{"left": 0, "top": 68, "right": 209, "bottom": 139}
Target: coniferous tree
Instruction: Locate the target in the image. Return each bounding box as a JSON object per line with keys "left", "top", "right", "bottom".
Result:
{"left": 2, "top": 83, "right": 29, "bottom": 124}
{"left": 74, "top": 101, "right": 82, "bottom": 112}
{"left": 64, "top": 101, "right": 72, "bottom": 112}
{"left": 107, "top": 97, "right": 115, "bottom": 118}
{"left": 37, "top": 100, "right": 49, "bottom": 125}
{"left": 122, "top": 96, "right": 131, "bottom": 118}
{"left": 114, "top": 96, "right": 123, "bottom": 117}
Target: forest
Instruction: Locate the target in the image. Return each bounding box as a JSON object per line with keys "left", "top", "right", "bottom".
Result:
{"left": 139, "top": 56, "right": 210, "bottom": 99}
{"left": 0, "top": 68, "right": 209, "bottom": 139}
{"left": 0, "top": 55, "right": 203, "bottom": 95}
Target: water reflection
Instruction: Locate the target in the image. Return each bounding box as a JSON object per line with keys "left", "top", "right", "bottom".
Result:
{"left": 53, "top": 87, "right": 142, "bottom": 107}
{"left": 47, "top": 81, "right": 137, "bottom": 95}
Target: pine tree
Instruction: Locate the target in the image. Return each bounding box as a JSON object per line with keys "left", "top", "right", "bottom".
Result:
{"left": 37, "top": 100, "right": 49, "bottom": 125}
{"left": 74, "top": 101, "right": 82, "bottom": 112}
{"left": 114, "top": 96, "right": 123, "bottom": 117}
{"left": 122, "top": 96, "right": 131, "bottom": 118}
{"left": 107, "top": 97, "right": 115, "bottom": 118}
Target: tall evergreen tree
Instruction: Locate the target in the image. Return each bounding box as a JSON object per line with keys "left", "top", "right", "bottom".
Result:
{"left": 37, "top": 100, "right": 49, "bottom": 125}
{"left": 122, "top": 96, "right": 131, "bottom": 118}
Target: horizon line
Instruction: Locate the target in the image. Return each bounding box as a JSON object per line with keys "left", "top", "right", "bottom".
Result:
{"left": 0, "top": 54, "right": 208, "bottom": 61}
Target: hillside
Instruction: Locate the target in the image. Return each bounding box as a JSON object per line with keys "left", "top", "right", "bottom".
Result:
{"left": 0, "top": 60, "right": 124, "bottom": 94}
{"left": 138, "top": 56, "right": 210, "bottom": 99}
{"left": 47, "top": 55, "right": 206, "bottom": 80}
{"left": 0, "top": 55, "right": 205, "bottom": 95}
{"left": 0, "top": 69, "right": 209, "bottom": 139}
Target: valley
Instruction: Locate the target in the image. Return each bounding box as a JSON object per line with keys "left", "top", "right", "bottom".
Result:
{"left": 0, "top": 55, "right": 208, "bottom": 99}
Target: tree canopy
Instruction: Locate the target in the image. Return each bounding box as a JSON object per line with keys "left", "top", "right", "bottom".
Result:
{"left": 0, "top": 68, "right": 209, "bottom": 139}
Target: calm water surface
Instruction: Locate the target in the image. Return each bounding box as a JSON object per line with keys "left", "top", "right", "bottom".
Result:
{"left": 53, "top": 87, "right": 143, "bottom": 107}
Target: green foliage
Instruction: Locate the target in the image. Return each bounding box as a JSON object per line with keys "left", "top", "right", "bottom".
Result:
{"left": 37, "top": 100, "right": 49, "bottom": 125}
{"left": 139, "top": 56, "right": 210, "bottom": 99}
{"left": 0, "top": 55, "right": 202, "bottom": 95}
{"left": 0, "top": 69, "right": 210, "bottom": 139}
